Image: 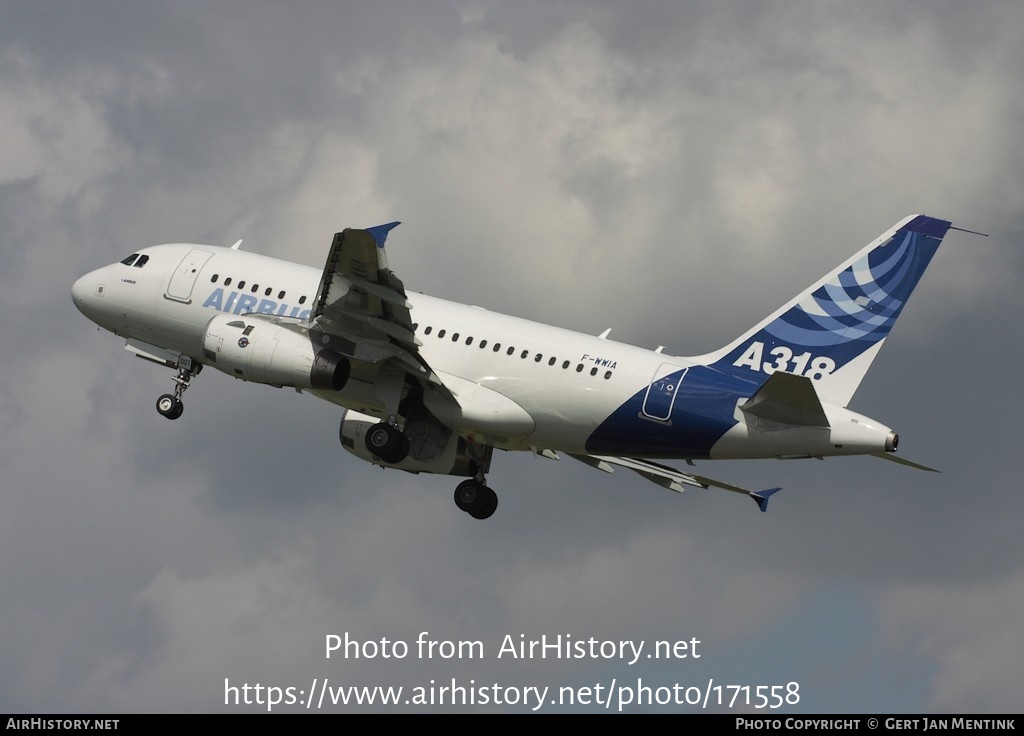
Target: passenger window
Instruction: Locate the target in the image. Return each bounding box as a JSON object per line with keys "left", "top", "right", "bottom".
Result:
{"left": 133, "top": 255, "right": 149, "bottom": 268}
{"left": 493, "top": 344, "right": 501, "bottom": 352}
{"left": 424, "top": 326, "right": 433, "bottom": 335}
{"left": 549, "top": 357, "right": 556, "bottom": 366}
{"left": 238, "top": 280, "right": 246, "bottom": 289}
{"left": 299, "top": 296, "right": 307, "bottom": 304}
{"left": 535, "top": 354, "right": 543, "bottom": 362}
{"left": 466, "top": 337, "right": 473, "bottom": 345}
{"left": 562, "top": 361, "right": 570, "bottom": 369}
{"left": 211, "top": 274, "right": 219, "bottom": 283}
{"left": 521, "top": 350, "right": 529, "bottom": 359}
{"left": 576, "top": 364, "right": 584, "bottom": 372}
{"left": 604, "top": 371, "right": 612, "bottom": 380}
{"left": 590, "top": 367, "right": 598, "bottom": 376}
{"left": 120, "top": 254, "right": 139, "bottom": 266}
{"left": 506, "top": 347, "right": 514, "bottom": 356}
{"left": 452, "top": 333, "right": 460, "bottom": 342}
{"left": 251, "top": 284, "right": 259, "bottom": 293}
{"left": 479, "top": 340, "right": 487, "bottom": 349}
{"left": 278, "top": 291, "right": 285, "bottom": 299}
{"left": 224, "top": 277, "right": 232, "bottom": 286}
{"left": 265, "top": 287, "right": 272, "bottom": 296}
{"left": 438, "top": 329, "right": 446, "bottom": 338}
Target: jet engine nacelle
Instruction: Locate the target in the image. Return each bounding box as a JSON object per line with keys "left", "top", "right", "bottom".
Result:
{"left": 202, "top": 314, "right": 349, "bottom": 390}
{"left": 339, "top": 408, "right": 478, "bottom": 477}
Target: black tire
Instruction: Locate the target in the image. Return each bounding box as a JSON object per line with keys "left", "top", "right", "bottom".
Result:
{"left": 454, "top": 480, "right": 498, "bottom": 519}
{"left": 454, "top": 479, "right": 481, "bottom": 512}
{"left": 364, "top": 422, "right": 409, "bottom": 464}
{"left": 470, "top": 486, "right": 498, "bottom": 520}
{"left": 156, "top": 394, "right": 182, "bottom": 419}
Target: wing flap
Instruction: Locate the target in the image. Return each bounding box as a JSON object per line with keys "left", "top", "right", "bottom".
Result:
{"left": 306, "top": 223, "right": 458, "bottom": 411}
{"left": 312, "top": 225, "right": 415, "bottom": 340}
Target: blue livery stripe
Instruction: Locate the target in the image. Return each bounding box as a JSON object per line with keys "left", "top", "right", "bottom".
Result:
{"left": 713, "top": 216, "right": 951, "bottom": 374}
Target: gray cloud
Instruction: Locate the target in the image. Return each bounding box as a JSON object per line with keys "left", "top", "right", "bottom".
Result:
{"left": 1, "top": 0, "right": 1021, "bottom": 712}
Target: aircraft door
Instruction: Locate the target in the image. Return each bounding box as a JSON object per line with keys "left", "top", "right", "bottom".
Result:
{"left": 166, "top": 249, "right": 214, "bottom": 303}
{"left": 641, "top": 363, "right": 687, "bottom": 422}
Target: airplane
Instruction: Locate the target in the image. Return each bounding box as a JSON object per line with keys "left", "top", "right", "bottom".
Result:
{"left": 71, "top": 214, "right": 964, "bottom": 519}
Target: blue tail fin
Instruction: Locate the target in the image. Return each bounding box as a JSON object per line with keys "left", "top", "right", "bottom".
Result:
{"left": 702, "top": 215, "right": 952, "bottom": 406}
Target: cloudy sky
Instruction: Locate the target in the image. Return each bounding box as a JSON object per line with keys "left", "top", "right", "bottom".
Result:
{"left": 2, "top": 0, "right": 1022, "bottom": 713}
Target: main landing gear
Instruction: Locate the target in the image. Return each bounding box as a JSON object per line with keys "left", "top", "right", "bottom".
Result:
{"left": 364, "top": 421, "right": 410, "bottom": 464}
{"left": 454, "top": 479, "right": 498, "bottom": 520}
{"left": 452, "top": 440, "right": 497, "bottom": 519}
{"left": 361, "top": 414, "right": 498, "bottom": 520}
{"left": 156, "top": 356, "right": 200, "bottom": 420}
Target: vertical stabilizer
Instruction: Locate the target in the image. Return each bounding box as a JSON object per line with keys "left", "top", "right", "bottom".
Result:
{"left": 700, "top": 215, "right": 952, "bottom": 406}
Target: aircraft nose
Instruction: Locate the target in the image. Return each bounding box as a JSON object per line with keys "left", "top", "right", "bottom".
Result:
{"left": 71, "top": 272, "right": 92, "bottom": 313}
{"left": 71, "top": 274, "right": 87, "bottom": 307}
{"left": 71, "top": 268, "right": 105, "bottom": 318}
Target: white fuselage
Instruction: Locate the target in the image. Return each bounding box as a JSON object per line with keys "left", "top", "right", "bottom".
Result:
{"left": 72, "top": 242, "right": 895, "bottom": 460}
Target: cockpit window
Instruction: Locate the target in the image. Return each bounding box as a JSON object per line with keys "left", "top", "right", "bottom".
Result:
{"left": 120, "top": 254, "right": 139, "bottom": 266}
{"left": 133, "top": 255, "right": 150, "bottom": 268}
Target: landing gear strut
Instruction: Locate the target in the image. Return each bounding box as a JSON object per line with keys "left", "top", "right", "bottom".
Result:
{"left": 364, "top": 421, "right": 410, "bottom": 464}
{"left": 156, "top": 356, "right": 200, "bottom": 420}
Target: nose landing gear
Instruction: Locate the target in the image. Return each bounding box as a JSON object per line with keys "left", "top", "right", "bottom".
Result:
{"left": 156, "top": 393, "right": 183, "bottom": 419}
{"left": 156, "top": 356, "right": 201, "bottom": 420}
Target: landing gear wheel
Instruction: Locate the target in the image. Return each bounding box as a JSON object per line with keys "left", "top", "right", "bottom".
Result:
{"left": 156, "top": 394, "right": 183, "bottom": 420}
{"left": 454, "top": 479, "right": 498, "bottom": 519}
{"left": 474, "top": 487, "right": 498, "bottom": 520}
{"left": 454, "top": 479, "right": 479, "bottom": 513}
{"left": 155, "top": 356, "right": 197, "bottom": 421}
{"left": 364, "top": 422, "right": 410, "bottom": 464}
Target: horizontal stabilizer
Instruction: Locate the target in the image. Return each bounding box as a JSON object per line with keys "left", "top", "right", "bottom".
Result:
{"left": 869, "top": 452, "right": 940, "bottom": 472}
{"left": 571, "top": 454, "right": 781, "bottom": 511}
{"left": 742, "top": 372, "right": 830, "bottom": 427}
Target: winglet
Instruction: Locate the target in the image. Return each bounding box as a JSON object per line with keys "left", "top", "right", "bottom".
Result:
{"left": 750, "top": 487, "right": 781, "bottom": 512}
{"left": 365, "top": 221, "right": 402, "bottom": 248}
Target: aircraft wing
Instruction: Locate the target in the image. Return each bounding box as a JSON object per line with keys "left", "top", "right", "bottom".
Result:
{"left": 308, "top": 223, "right": 455, "bottom": 398}
{"left": 570, "top": 454, "right": 781, "bottom": 512}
